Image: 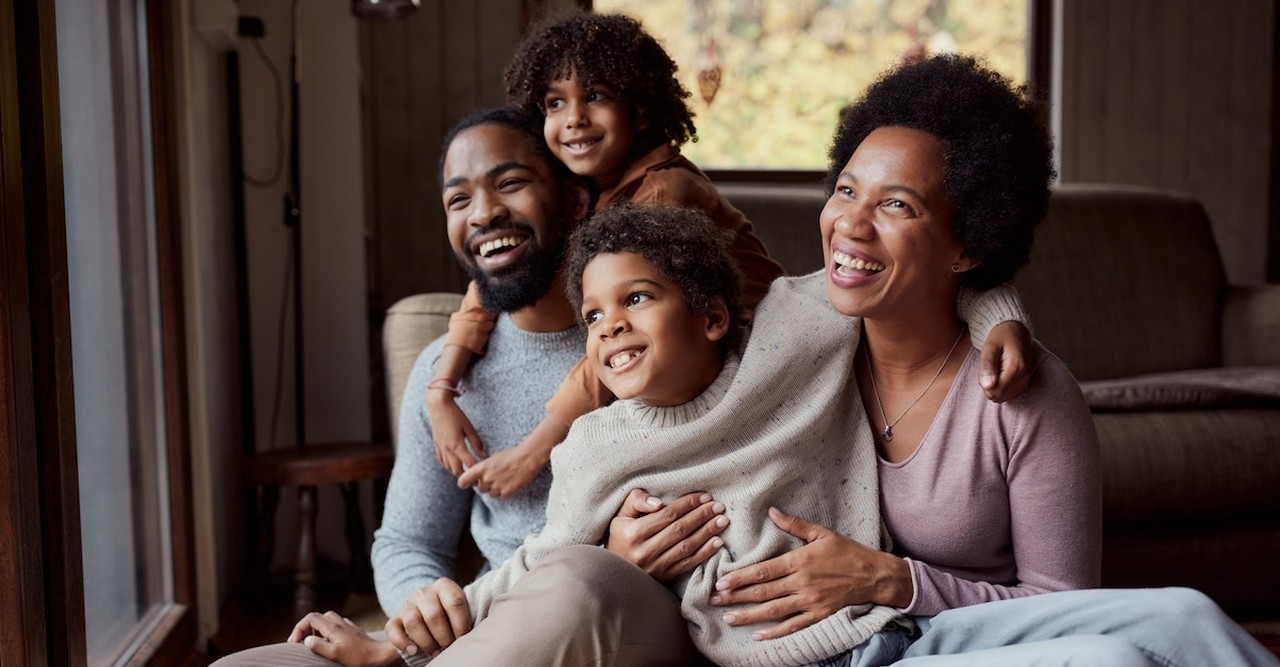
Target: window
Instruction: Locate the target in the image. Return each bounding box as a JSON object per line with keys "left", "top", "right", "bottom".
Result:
{"left": 0, "top": 0, "right": 195, "bottom": 663}
{"left": 55, "top": 0, "right": 176, "bottom": 661}
{"left": 594, "top": 0, "right": 1029, "bottom": 171}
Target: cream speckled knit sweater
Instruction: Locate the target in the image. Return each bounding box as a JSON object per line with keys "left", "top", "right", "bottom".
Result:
{"left": 460, "top": 273, "right": 1022, "bottom": 666}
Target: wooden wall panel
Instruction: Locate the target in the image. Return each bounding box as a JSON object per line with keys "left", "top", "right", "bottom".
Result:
{"left": 1154, "top": 4, "right": 1190, "bottom": 187}
{"left": 360, "top": 0, "right": 582, "bottom": 436}
{"left": 1058, "top": 0, "right": 1276, "bottom": 284}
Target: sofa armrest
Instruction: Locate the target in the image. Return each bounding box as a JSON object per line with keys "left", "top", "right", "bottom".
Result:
{"left": 383, "top": 292, "right": 465, "bottom": 444}
{"left": 1222, "top": 283, "right": 1280, "bottom": 367}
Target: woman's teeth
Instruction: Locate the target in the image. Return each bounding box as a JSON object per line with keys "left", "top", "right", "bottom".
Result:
{"left": 833, "top": 250, "right": 885, "bottom": 274}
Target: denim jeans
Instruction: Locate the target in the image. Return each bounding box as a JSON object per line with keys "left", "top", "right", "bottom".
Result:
{"left": 811, "top": 587, "right": 1278, "bottom": 667}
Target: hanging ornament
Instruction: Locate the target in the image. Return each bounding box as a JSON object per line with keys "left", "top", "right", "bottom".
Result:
{"left": 900, "top": 24, "right": 928, "bottom": 66}
{"left": 697, "top": 37, "right": 722, "bottom": 105}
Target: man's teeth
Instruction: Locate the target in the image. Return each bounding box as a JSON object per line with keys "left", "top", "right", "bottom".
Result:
{"left": 832, "top": 250, "right": 885, "bottom": 273}
{"left": 479, "top": 236, "right": 520, "bottom": 257}
{"left": 609, "top": 351, "right": 639, "bottom": 369}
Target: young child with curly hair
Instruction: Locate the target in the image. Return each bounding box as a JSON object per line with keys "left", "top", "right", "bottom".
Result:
{"left": 426, "top": 13, "right": 786, "bottom": 496}
{"left": 427, "top": 13, "right": 1033, "bottom": 498}
{"left": 290, "top": 202, "right": 902, "bottom": 666}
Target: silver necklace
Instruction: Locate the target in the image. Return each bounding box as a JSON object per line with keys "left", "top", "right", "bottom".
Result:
{"left": 866, "top": 330, "right": 965, "bottom": 442}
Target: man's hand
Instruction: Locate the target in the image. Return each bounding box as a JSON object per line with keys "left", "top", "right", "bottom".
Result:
{"left": 426, "top": 392, "right": 484, "bottom": 476}
{"left": 457, "top": 413, "right": 567, "bottom": 498}
{"left": 709, "top": 507, "right": 911, "bottom": 640}
{"left": 287, "top": 611, "right": 400, "bottom": 667}
{"left": 384, "top": 578, "right": 472, "bottom": 659}
{"left": 606, "top": 489, "right": 729, "bottom": 581}
{"left": 980, "top": 321, "right": 1033, "bottom": 403}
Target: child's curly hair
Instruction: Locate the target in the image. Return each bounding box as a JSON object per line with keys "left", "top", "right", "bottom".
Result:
{"left": 826, "top": 54, "right": 1055, "bottom": 290}
{"left": 504, "top": 13, "right": 697, "bottom": 151}
{"left": 565, "top": 202, "right": 742, "bottom": 348}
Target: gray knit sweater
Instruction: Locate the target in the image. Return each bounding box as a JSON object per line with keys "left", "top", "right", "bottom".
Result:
{"left": 371, "top": 315, "right": 583, "bottom": 617}
{"left": 461, "top": 273, "right": 1023, "bottom": 667}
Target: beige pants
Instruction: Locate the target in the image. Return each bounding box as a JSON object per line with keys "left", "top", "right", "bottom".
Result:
{"left": 211, "top": 545, "right": 708, "bottom": 667}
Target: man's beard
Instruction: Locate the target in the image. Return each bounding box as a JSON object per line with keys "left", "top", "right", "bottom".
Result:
{"left": 459, "top": 221, "right": 565, "bottom": 314}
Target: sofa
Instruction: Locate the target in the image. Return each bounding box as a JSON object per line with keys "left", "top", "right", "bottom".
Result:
{"left": 382, "top": 182, "right": 1280, "bottom": 618}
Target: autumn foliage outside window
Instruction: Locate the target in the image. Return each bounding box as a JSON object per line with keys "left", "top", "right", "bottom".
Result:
{"left": 595, "top": 0, "right": 1028, "bottom": 170}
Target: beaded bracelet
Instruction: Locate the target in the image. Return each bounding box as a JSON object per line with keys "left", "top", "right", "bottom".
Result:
{"left": 427, "top": 378, "right": 463, "bottom": 396}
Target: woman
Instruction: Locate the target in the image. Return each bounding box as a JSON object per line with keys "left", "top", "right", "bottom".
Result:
{"left": 421, "top": 55, "right": 1276, "bottom": 666}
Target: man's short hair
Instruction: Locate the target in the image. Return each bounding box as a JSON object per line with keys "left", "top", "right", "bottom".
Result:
{"left": 437, "top": 106, "right": 570, "bottom": 187}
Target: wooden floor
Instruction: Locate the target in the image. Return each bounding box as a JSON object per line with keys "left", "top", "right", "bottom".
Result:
{"left": 198, "top": 561, "right": 387, "bottom": 664}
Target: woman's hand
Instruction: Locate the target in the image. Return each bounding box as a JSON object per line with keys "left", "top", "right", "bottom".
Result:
{"left": 384, "top": 578, "right": 472, "bottom": 659}
{"left": 287, "top": 611, "right": 400, "bottom": 667}
{"left": 426, "top": 391, "right": 484, "bottom": 477}
{"left": 980, "top": 321, "right": 1033, "bottom": 402}
{"left": 606, "top": 489, "right": 729, "bottom": 582}
{"left": 456, "top": 413, "right": 567, "bottom": 498}
{"left": 709, "top": 507, "right": 912, "bottom": 640}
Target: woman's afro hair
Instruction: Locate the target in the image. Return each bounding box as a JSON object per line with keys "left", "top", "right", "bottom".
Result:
{"left": 504, "top": 13, "right": 697, "bottom": 151}
{"left": 565, "top": 202, "right": 742, "bottom": 340}
{"left": 826, "top": 54, "right": 1056, "bottom": 289}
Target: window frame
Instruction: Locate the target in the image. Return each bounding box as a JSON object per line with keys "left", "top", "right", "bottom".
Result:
{"left": 584, "top": 0, "right": 1054, "bottom": 184}
{"left": 0, "top": 1, "right": 197, "bottom": 664}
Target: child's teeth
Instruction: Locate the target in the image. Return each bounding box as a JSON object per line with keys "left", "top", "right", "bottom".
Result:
{"left": 610, "top": 352, "right": 634, "bottom": 368}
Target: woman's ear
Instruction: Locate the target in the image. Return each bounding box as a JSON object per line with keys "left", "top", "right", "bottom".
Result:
{"left": 703, "top": 298, "right": 731, "bottom": 342}
{"left": 951, "top": 252, "right": 982, "bottom": 274}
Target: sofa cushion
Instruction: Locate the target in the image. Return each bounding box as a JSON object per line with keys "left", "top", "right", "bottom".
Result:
{"left": 1081, "top": 367, "right": 1280, "bottom": 411}
{"left": 1016, "top": 184, "right": 1226, "bottom": 381}
{"left": 1094, "top": 408, "right": 1280, "bottom": 521}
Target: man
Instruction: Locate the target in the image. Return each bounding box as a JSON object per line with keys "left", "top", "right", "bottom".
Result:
{"left": 212, "top": 107, "right": 719, "bottom": 666}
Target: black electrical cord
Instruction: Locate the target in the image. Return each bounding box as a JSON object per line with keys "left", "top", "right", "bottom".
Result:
{"left": 243, "top": 36, "right": 286, "bottom": 188}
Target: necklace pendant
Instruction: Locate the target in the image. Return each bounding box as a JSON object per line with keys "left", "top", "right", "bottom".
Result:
{"left": 882, "top": 425, "right": 894, "bottom": 442}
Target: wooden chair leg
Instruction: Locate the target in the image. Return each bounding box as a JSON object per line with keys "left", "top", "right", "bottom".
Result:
{"left": 341, "top": 481, "right": 374, "bottom": 594}
{"left": 293, "top": 485, "right": 318, "bottom": 620}
{"left": 373, "top": 476, "right": 388, "bottom": 527}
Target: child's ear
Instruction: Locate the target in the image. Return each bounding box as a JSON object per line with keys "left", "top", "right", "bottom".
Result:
{"left": 633, "top": 106, "right": 650, "bottom": 132}
{"left": 564, "top": 176, "right": 592, "bottom": 221}
{"left": 702, "top": 298, "right": 731, "bottom": 342}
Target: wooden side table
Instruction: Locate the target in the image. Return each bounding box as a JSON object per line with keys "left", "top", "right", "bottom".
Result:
{"left": 246, "top": 441, "right": 394, "bottom": 620}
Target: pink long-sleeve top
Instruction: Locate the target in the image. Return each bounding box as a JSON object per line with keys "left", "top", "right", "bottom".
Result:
{"left": 879, "top": 344, "right": 1103, "bottom": 617}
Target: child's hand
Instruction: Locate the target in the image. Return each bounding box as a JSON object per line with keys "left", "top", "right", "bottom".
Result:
{"left": 456, "top": 413, "right": 568, "bottom": 498}
{"left": 426, "top": 389, "right": 485, "bottom": 477}
{"left": 385, "top": 578, "right": 471, "bottom": 658}
{"left": 287, "top": 611, "right": 400, "bottom": 667}
{"left": 980, "top": 321, "right": 1033, "bottom": 402}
